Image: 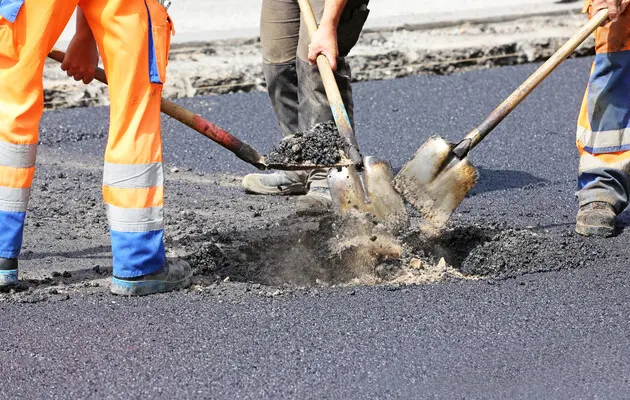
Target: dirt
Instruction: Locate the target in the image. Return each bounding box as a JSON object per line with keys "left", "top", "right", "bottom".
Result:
{"left": 42, "top": 13, "right": 592, "bottom": 109}
{"left": 179, "top": 204, "right": 600, "bottom": 291}
{"left": 265, "top": 121, "right": 345, "bottom": 166}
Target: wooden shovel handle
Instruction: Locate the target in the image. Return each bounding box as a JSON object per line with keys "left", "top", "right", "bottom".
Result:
{"left": 463, "top": 8, "right": 609, "bottom": 151}
{"left": 47, "top": 49, "right": 266, "bottom": 170}
{"left": 296, "top": 0, "right": 363, "bottom": 168}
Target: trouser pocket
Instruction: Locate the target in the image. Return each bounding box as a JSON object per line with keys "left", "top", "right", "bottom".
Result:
{"left": 145, "top": 0, "right": 173, "bottom": 84}
{"left": 0, "top": 17, "right": 19, "bottom": 61}
{"left": 338, "top": 0, "right": 370, "bottom": 57}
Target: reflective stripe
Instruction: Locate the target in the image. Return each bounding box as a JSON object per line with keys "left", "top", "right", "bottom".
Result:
{"left": 579, "top": 153, "right": 609, "bottom": 172}
{"left": 103, "top": 162, "right": 163, "bottom": 188}
{"left": 578, "top": 148, "right": 630, "bottom": 172}
{"left": 577, "top": 126, "right": 630, "bottom": 154}
{"left": 0, "top": 186, "right": 29, "bottom": 212}
{"left": 0, "top": 141, "right": 37, "bottom": 168}
{"left": 107, "top": 205, "right": 163, "bottom": 233}
{"left": 579, "top": 152, "right": 630, "bottom": 170}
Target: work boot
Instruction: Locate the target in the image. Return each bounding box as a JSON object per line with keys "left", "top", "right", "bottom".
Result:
{"left": 242, "top": 171, "right": 307, "bottom": 195}
{"left": 296, "top": 187, "right": 333, "bottom": 216}
{"left": 575, "top": 201, "right": 617, "bottom": 238}
{"left": 110, "top": 259, "right": 193, "bottom": 296}
{"left": 0, "top": 258, "right": 18, "bottom": 287}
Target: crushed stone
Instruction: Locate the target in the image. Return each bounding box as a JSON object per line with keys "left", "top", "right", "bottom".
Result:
{"left": 460, "top": 229, "right": 600, "bottom": 279}
{"left": 265, "top": 121, "right": 345, "bottom": 166}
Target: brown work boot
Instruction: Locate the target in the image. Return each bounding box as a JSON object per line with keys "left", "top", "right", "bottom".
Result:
{"left": 296, "top": 187, "right": 333, "bottom": 216}
{"left": 242, "top": 172, "right": 307, "bottom": 195}
{"left": 110, "top": 259, "right": 193, "bottom": 296}
{"left": 575, "top": 201, "right": 617, "bottom": 238}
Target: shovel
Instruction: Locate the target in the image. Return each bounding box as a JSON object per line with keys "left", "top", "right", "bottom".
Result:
{"left": 297, "top": 0, "right": 408, "bottom": 229}
{"left": 394, "top": 8, "right": 609, "bottom": 229}
{"left": 48, "top": 49, "right": 353, "bottom": 172}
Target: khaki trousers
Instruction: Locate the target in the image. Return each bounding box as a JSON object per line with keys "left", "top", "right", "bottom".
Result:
{"left": 260, "top": 0, "right": 369, "bottom": 188}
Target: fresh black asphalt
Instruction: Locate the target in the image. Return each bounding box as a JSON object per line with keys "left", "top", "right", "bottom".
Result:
{"left": 2, "top": 57, "right": 630, "bottom": 399}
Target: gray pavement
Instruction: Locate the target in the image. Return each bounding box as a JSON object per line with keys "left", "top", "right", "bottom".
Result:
{"left": 3, "top": 57, "right": 630, "bottom": 398}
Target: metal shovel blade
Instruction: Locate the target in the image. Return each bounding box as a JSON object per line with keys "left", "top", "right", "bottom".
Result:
{"left": 328, "top": 156, "right": 409, "bottom": 232}
{"left": 394, "top": 136, "right": 478, "bottom": 229}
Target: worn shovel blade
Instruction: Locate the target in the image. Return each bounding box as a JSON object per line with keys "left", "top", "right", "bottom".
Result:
{"left": 328, "top": 157, "right": 409, "bottom": 232}
{"left": 362, "top": 157, "right": 409, "bottom": 231}
{"left": 394, "top": 136, "right": 478, "bottom": 229}
{"left": 328, "top": 165, "right": 368, "bottom": 214}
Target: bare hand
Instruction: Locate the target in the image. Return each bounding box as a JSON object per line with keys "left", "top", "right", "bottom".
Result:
{"left": 60, "top": 32, "right": 99, "bottom": 84}
{"left": 307, "top": 23, "right": 339, "bottom": 71}
{"left": 592, "top": 0, "right": 630, "bottom": 22}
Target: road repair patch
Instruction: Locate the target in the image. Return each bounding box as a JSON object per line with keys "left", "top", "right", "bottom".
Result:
{"left": 0, "top": 154, "right": 606, "bottom": 303}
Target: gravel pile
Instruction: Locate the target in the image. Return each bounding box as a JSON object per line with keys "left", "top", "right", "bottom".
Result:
{"left": 265, "top": 121, "right": 345, "bottom": 166}
{"left": 460, "top": 229, "right": 600, "bottom": 279}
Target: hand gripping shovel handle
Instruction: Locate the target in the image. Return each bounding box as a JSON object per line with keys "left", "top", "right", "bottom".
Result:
{"left": 453, "top": 8, "right": 609, "bottom": 158}
{"left": 47, "top": 49, "right": 267, "bottom": 170}
{"left": 296, "top": 0, "right": 363, "bottom": 169}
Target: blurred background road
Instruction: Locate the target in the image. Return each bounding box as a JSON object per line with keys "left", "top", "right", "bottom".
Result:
{"left": 56, "top": 0, "right": 583, "bottom": 46}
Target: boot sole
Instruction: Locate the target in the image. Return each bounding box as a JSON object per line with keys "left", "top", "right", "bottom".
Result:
{"left": 296, "top": 207, "right": 332, "bottom": 217}
{"left": 295, "top": 195, "right": 333, "bottom": 216}
{"left": 575, "top": 223, "right": 615, "bottom": 238}
{"left": 110, "top": 273, "right": 193, "bottom": 296}
{"left": 0, "top": 269, "right": 18, "bottom": 287}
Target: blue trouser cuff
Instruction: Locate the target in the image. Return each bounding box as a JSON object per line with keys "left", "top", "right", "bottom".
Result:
{"left": 0, "top": 211, "right": 26, "bottom": 259}
{"left": 110, "top": 230, "right": 166, "bottom": 278}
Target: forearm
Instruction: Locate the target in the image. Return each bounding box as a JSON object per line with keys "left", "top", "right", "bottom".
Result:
{"left": 75, "top": 7, "right": 95, "bottom": 40}
{"left": 61, "top": 6, "right": 99, "bottom": 84}
{"left": 319, "top": 0, "right": 348, "bottom": 29}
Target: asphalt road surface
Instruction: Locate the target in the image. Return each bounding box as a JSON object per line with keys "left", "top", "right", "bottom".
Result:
{"left": 2, "top": 57, "right": 630, "bottom": 399}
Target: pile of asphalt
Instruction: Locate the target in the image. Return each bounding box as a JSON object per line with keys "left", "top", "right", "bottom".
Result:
{"left": 459, "top": 228, "right": 600, "bottom": 279}
{"left": 265, "top": 121, "right": 345, "bottom": 166}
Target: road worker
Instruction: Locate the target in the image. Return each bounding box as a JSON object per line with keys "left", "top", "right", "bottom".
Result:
{"left": 0, "top": 0, "right": 192, "bottom": 294}
{"left": 241, "top": 0, "right": 370, "bottom": 215}
{"left": 576, "top": 0, "right": 630, "bottom": 237}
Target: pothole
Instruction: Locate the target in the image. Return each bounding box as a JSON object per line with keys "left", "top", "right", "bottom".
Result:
{"left": 181, "top": 211, "right": 595, "bottom": 288}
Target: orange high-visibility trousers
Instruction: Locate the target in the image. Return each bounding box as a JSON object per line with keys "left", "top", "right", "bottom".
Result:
{"left": 0, "top": 0, "right": 173, "bottom": 277}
